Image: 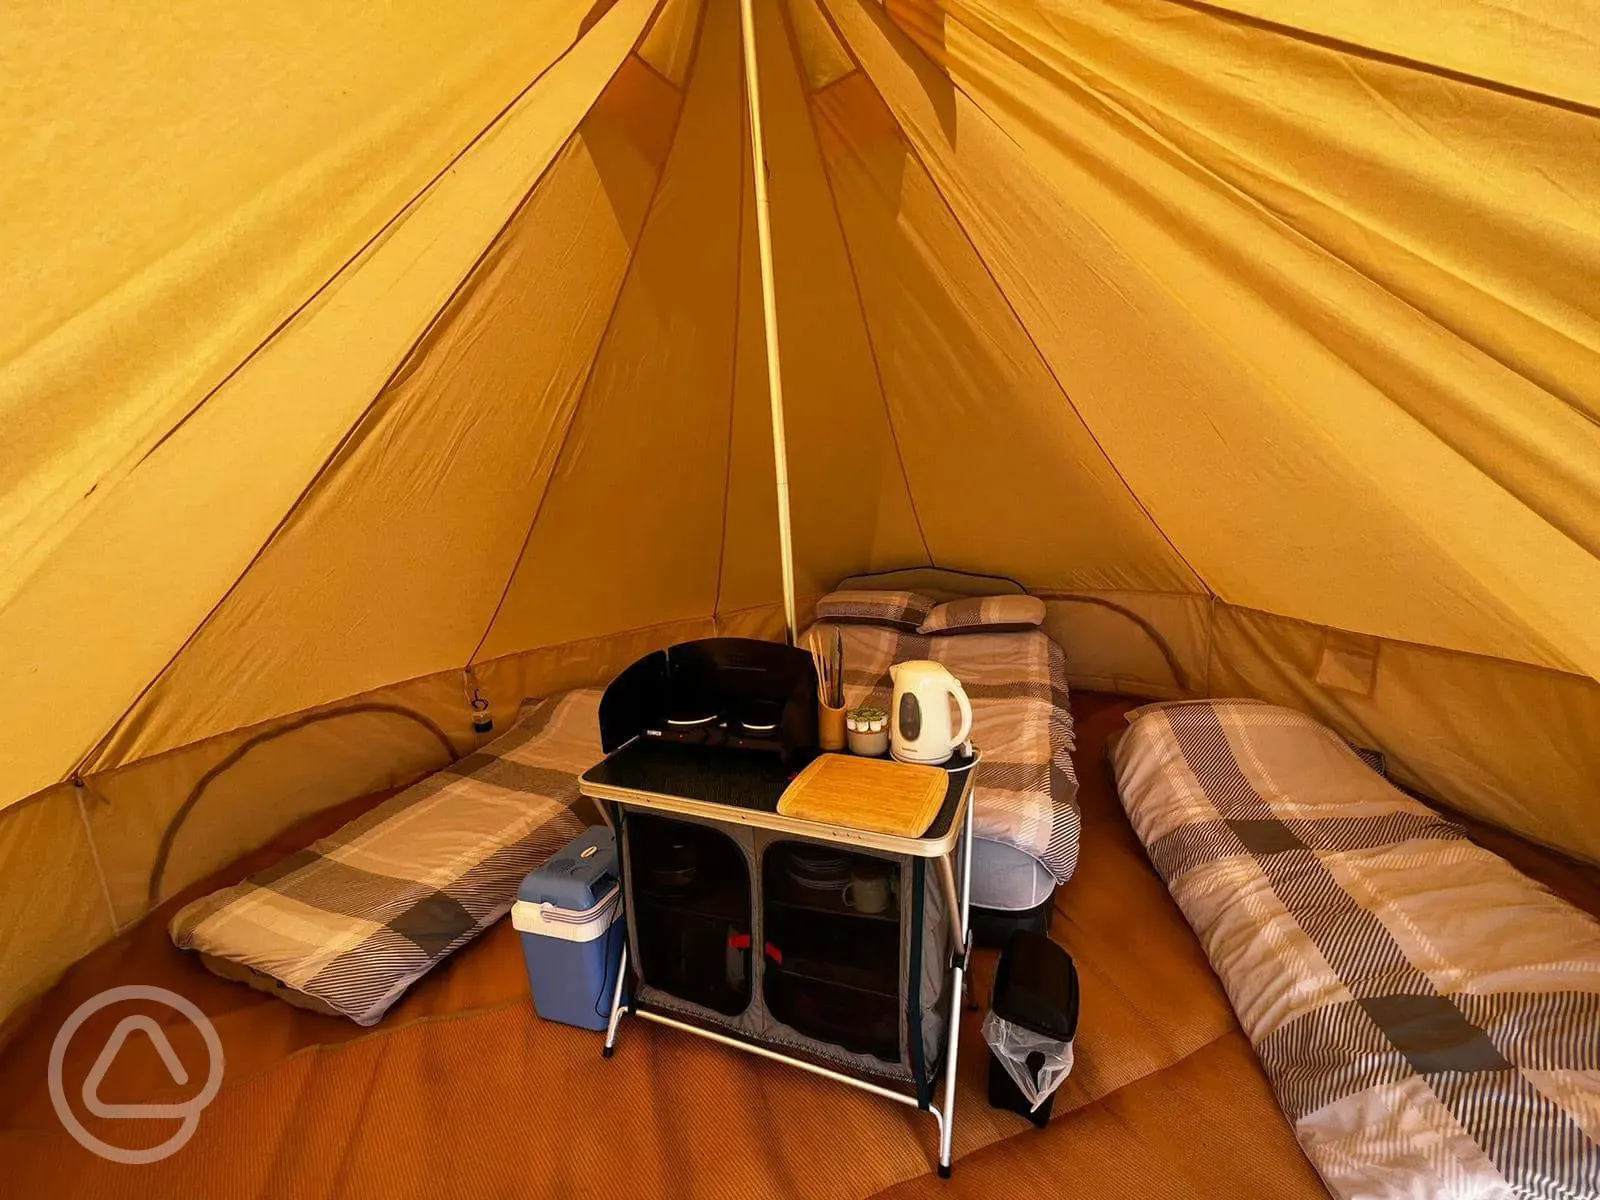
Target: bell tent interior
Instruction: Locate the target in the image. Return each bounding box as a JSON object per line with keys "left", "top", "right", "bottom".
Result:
{"left": 2, "top": 0, "right": 1598, "bottom": 1195}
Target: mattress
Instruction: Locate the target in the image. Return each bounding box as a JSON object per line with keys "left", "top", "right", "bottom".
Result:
{"left": 969, "top": 839, "right": 1057, "bottom": 913}
{"left": 809, "top": 620, "right": 1081, "bottom": 892}
{"left": 1112, "top": 698, "right": 1600, "bottom": 1200}
{"left": 170, "top": 689, "right": 604, "bottom": 1025}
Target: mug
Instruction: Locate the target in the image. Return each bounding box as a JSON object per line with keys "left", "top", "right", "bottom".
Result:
{"left": 843, "top": 871, "right": 892, "bottom": 915}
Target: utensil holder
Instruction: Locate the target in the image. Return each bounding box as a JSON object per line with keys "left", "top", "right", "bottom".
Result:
{"left": 818, "top": 701, "right": 847, "bottom": 751}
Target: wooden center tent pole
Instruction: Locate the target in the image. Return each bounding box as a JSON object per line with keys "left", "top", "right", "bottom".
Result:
{"left": 738, "top": 0, "right": 799, "bottom": 646}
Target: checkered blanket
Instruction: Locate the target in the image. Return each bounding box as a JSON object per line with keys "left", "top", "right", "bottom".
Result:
{"left": 811, "top": 622, "right": 1080, "bottom": 882}
{"left": 171, "top": 689, "right": 603, "bottom": 1026}
{"left": 1113, "top": 699, "right": 1600, "bottom": 1200}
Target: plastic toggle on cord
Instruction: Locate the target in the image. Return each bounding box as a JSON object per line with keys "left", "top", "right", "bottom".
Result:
{"left": 982, "top": 1011, "right": 1075, "bottom": 1112}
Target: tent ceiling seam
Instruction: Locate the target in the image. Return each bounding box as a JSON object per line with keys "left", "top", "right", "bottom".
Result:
{"left": 815, "top": 0, "right": 1213, "bottom": 599}
{"left": 810, "top": 69, "right": 861, "bottom": 101}
{"left": 776, "top": 0, "right": 934, "bottom": 572}
{"left": 711, "top": 55, "right": 751, "bottom": 619}
{"left": 941, "top": 2, "right": 1600, "bottom": 485}
{"left": 806, "top": 67, "right": 861, "bottom": 97}
{"left": 1155, "top": 0, "right": 1600, "bottom": 120}
{"left": 468, "top": 6, "right": 711, "bottom": 669}
{"left": 856, "top": 2, "right": 1600, "bottom": 570}
{"left": 132, "top": 7, "right": 657, "bottom": 474}
{"left": 631, "top": 50, "right": 683, "bottom": 93}
{"left": 72, "top": 4, "right": 670, "bottom": 785}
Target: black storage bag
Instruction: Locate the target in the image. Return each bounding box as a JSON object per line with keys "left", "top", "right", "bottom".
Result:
{"left": 986, "top": 930, "right": 1080, "bottom": 1127}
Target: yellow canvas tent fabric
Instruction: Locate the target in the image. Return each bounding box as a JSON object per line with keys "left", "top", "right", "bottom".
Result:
{"left": 1, "top": 0, "right": 1596, "bottom": 1029}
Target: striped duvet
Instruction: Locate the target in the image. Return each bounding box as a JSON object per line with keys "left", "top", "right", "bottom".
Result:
{"left": 171, "top": 690, "right": 603, "bottom": 1025}
{"left": 1113, "top": 699, "right": 1600, "bottom": 1200}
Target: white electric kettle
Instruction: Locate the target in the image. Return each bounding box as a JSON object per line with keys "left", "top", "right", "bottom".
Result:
{"left": 889, "top": 661, "right": 972, "bottom": 765}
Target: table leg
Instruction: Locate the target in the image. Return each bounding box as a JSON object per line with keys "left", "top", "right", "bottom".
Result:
{"left": 936, "top": 855, "right": 966, "bottom": 948}
{"left": 937, "top": 801, "right": 975, "bottom": 1177}
{"left": 602, "top": 942, "right": 629, "bottom": 1058}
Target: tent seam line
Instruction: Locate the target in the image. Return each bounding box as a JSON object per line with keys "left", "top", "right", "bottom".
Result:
{"left": 860, "top": 1027, "right": 1239, "bottom": 1199}
{"left": 72, "top": 0, "right": 671, "bottom": 782}
{"left": 34, "top": 598, "right": 784, "bottom": 816}
{"left": 778, "top": 0, "right": 935, "bottom": 571}
{"left": 951, "top": 1, "right": 1600, "bottom": 460}
{"left": 134, "top": 8, "right": 656, "bottom": 470}
{"left": 467, "top": 3, "right": 709, "bottom": 668}
{"left": 843, "top": 1, "right": 1598, "bottom": 581}
{"left": 1205, "top": 592, "right": 1217, "bottom": 697}
{"left": 1157, "top": 0, "right": 1600, "bottom": 120}
{"left": 631, "top": 50, "right": 683, "bottom": 93}
{"left": 72, "top": 779, "right": 121, "bottom": 933}
{"left": 816, "top": 0, "right": 1213, "bottom": 598}
{"left": 711, "top": 46, "right": 752, "bottom": 624}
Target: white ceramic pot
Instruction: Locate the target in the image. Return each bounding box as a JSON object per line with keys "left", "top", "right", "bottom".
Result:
{"left": 847, "top": 727, "right": 889, "bottom": 757}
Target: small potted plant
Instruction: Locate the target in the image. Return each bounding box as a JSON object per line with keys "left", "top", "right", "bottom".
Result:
{"left": 846, "top": 705, "right": 889, "bottom": 757}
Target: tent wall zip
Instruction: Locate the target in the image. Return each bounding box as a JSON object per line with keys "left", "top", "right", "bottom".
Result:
{"left": 71, "top": 775, "right": 121, "bottom": 934}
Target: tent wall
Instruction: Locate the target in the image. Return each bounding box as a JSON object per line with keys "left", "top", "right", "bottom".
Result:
{"left": 1, "top": 0, "right": 635, "bottom": 596}
{"left": 1207, "top": 606, "right": 1600, "bottom": 866}
{"left": 3, "top": 0, "right": 1597, "bottom": 1036}
{"left": 0, "top": 0, "right": 662, "bottom": 808}
{"left": 809, "top": 72, "right": 1200, "bottom": 592}
{"left": 98, "top": 55, "right": 683, "bottom": 768}
{"left": 1041, "top": 594, "right": 1600, "bottom": 864}
{"left": 821, "top": 0, "right": 1600, "bottom": 675}
{"left": 1, "top": 601, "right": 791, "bottom": 1036}
{"left": 478, "top": 0, "right": 931, "bottom": 657}
{"left": 0, "top": 789, "right": 119, "bottom": 1042}
{"left": 12, "top": 585, "right": 1595, "bottom": 1039}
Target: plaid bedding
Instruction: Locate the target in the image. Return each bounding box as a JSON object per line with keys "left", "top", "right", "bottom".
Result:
{"left": 171, "top": 689, "right": 604, "bottom": 1026}
{"left": 811, "top": 621, "right": 1080, "bottom": 882}
{"left": 1113, "top": 700, "right": 1600, "bottom": 1200}
{"left": 813, "top": 589, "right": 939, "bottom": 631}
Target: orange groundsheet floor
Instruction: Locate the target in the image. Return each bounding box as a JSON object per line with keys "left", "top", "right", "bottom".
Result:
{"left": 4, "top": 693, "right": 1596, "bottom": 1199}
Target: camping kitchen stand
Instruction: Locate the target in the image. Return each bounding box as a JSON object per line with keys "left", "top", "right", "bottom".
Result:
{"left": 581, "top": 741, "right": 976, "bottom": 1177}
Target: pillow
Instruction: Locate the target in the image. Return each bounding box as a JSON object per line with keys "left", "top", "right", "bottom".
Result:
{"left": 1124, "top": 697, "right": 1271, "bottom": 724}
{"left": 917, "top": 594, "right": 1045, "bottom": 635}
{"left": 813, "top": 589, "right": 939, "bottom": 631}
{"left": 1124, "top": 698, "right": 1388, "bottom": 776}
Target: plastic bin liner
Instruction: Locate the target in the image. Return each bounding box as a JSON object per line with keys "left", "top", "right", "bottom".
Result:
{"left": 981, "top": 1011, "right": 1074, "bottom": 1112}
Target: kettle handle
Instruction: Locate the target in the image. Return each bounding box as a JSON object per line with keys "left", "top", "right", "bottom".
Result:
{"left": 949, "top": 679, "right": 972, "bottom": 750}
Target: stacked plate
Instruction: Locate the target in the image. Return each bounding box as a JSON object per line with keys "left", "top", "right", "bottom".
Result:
{"left": 786, "top": 848, "right": 849, "bottom": 892}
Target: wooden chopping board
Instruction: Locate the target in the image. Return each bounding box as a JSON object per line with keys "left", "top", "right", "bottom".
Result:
{"left": 777, "top": 754, "right": 948, "bottom": 837}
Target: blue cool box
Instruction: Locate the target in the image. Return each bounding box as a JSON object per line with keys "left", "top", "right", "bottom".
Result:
{"left": 512, "top": 826, "right": 624, "bottom": 1032}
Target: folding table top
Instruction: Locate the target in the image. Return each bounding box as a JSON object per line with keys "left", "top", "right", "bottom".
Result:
{"left": 579, "top": 740, "right": 974, "bottom": 857}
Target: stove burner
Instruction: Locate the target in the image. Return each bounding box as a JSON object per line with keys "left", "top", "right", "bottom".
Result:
{"left": 732, "top": 698, "right": 783, "bottom": 736}
{"left": 664, "top": 712, "right": 719, "bottom": 727}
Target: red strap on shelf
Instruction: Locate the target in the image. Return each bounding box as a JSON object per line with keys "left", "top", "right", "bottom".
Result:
{"left": 764, "top": 942, "right": 783, "bottom": 965}
{"left": 727, "top": 933, "right": 751, "bottom": 950}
